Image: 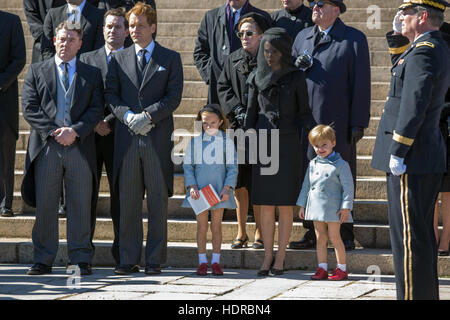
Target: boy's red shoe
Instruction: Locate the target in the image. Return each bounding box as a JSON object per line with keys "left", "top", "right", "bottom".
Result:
{"left": 311, "top": 267, "right": 328, "bottom": 280}
{"left": 211, "top": 263, "right": 224, "bottom": 276}
{"left": 196, "top": 263, "right": 208, "bottom": 276}
{"left": 328, "top": 268, "right": 348, "bottom": 281}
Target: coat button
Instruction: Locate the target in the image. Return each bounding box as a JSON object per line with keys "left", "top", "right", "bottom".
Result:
{"left": 291, "top": 16, "right": 296, "bottom": 21}
{"left": 311, "top": 187, "right": 315, "bottom": 190}
{"left": 222, "top": 45, "right": 227, "bottom": 50}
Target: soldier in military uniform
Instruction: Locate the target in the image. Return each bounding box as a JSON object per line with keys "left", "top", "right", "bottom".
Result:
{"left": 371, "top": 0, "right": 450, "bottom": 300}
{"left": 271, "top": 0, "right": 314, "bottom": 40}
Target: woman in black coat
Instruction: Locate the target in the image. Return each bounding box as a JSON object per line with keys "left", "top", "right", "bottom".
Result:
{"left": 245, "top": 27, "right": 315, "bottom": 275}
{"left": 217, "top": 12, "right": 270, "bottom": 250}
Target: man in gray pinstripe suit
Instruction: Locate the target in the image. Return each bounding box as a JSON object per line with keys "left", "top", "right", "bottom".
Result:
{"left": 105, "top": 3, "right": 183, "bottom": 275}
{"left": 21, "top": 21, "right": 104, "bottom": 276}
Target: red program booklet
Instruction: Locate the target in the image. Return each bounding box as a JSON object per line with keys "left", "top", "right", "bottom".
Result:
{"left": 187, "top": 184, "right": 221, "bottom": 215}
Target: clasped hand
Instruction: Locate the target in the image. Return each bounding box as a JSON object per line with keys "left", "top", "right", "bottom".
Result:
{"left": 127, "top": 111, "right": 154, "bottom": 136}
{"left": 53, "top": 127, "right": 77, "bottom": 146}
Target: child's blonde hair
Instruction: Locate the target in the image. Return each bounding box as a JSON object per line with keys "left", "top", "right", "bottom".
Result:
{"left": 308, "top": 124, "right": 336, "bottom": 145}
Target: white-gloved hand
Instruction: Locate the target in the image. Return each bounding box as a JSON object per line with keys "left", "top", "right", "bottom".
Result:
{"left": 124, "top": 111, "right": 135, "bottom": 125}
{"left": 389, "top": 155, "right": 406, "bottom": 176}
{"left": 393, "top": 11, "right": 402, "bottom": 34}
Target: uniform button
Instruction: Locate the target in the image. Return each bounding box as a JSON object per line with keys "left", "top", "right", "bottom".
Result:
{"left": 291, "top": 16, "right": 296, "bottom": 21}
{"left": 222, "top": 45, "right": 227, "bottom": 50}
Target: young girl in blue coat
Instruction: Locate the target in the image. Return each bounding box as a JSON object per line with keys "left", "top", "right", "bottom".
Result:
{"left": 182, "top": 104, "right": 238, "bottom": 276}
{"left": 297, "top": 125, "right": 354, "bottom": 281}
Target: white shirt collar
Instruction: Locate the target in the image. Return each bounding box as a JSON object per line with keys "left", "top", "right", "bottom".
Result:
{"left": 134, "top": 40, "right": 156, "bottom": 58}
{"left": 105, "top": 45, "right": 124, "bottom": 57}
{"left": 318, "top": 24, "right": 333, "bottom": 35}
{"left": 68, "top": 0, "right": 86, "bottom": 15}
{"left": 54, "top": 54, "right": 76, "bottom": 69}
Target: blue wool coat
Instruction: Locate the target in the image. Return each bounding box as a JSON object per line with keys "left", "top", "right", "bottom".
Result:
{"left": 297, "top": 152, "right": 354, "bottom": 223}
{"left": 182, "top": 130, "right": 238, "bottom": 210}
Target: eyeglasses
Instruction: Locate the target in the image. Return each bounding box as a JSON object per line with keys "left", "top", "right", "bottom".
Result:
{"left": 309, "top": 1, "right": 337, "bottom": 8}
{"left": 237, "top": 31, "right": 257, "bottom": 38}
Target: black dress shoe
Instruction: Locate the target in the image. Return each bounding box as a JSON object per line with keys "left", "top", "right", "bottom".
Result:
{"left": 1, "top": 207, "right": 14, "bottom": 217}
{"left": 288, "top": 237, "right": 316, "bottom": 249}
{"left": 78, "top": 263, "right": 92, "bottom": 275}
{"left": 438, "top": 249, "right": 449, "bottom": 256}
{"left": 114, "top": 264, "right": 140, "bottom": 275}
{"left": 270, "top": 268, "right": 284, "bottom": 276}
{"left": 145, "top": 264, "right": 162, "bottom": 275}
{"left": 343, "top": 240, "right": 355, "bottom": 251}
{"left": 27, "top": 263, "right": 52, "bottom": 275}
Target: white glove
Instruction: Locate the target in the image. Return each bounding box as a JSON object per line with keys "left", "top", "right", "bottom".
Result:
{"left": 124, "top": 110, "right": 135, "bottom": 124}
{"left": 393, "top": 11, "right": 402, "bottom": 34}
{"left": 389, "top": 155, "right": 406, "bottom": 176}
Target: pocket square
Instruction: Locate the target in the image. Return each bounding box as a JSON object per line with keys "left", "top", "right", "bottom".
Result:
{"left": 157, "top": 66, "right": 166, "bottom": 72}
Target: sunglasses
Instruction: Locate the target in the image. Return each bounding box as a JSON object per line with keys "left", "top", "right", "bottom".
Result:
{"left": 309, "top": 1, "right": 337, "bottom": 8}
{"left": 237, "top": 31, "right": 257, "bottom": 38}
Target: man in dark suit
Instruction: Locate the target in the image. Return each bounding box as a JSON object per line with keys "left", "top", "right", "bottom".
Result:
{"left": 23, "top": 0, "right": 67, "bottom": 63}
{"left": 41, "top": 0, "right": 104, "bottom": 60}
{"left": 372, "top": 0, "right": 450, "bottom": 300}
{"left": 105, "top": 2, "right": 183, "bottom": 275}
{"left": 0, "top": 11, "right": 26, "bottom": 218}
{"left": 290, "top": 0, "right": 371, "bottom": 251}
{"left": 194, "top": 0, "right": 271, "bottom": 104}
{"left": 271, "top": 0, "right": 314, "bottom": 40}
{"left": 80, "top": 7, "right": 129, "bottom": 266}
{"left": 22, "top": 21, "right": 104, "bottom": 276}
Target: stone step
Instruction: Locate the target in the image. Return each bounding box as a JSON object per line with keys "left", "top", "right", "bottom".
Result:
{"left": 1, "top": 238, "right": 449, "bottom": 276}
{"left": 9, "top": 191, "right": 392, "bottom": 223}
{"left": 0, "top": 216, "right": 394, "bottom": 249}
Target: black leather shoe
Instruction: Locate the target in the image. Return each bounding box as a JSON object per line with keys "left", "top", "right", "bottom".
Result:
{"left": 145, "top": 264, "right": 162, "bottom": 275}
{"left": 288, "top": 237, "right": 316, "bottom": 249}
{"left": 78, "top": 263, "right": 92, "bottom": 275}
{"left": 344, "top": 240, "right": 355, "bottom": 251}
{"left": 114, "top": 264, "right": 140, "bottom": 275}
{"left": 58, "top": 205, "right": 66, "bottom": 218}
{"left": 1, "top": 207, "right": 14, "bottom": 217}
{"left": 27, "top": 263, "right": 52, "bottom": 275}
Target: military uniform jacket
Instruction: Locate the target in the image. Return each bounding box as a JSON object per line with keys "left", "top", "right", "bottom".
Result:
{"left": 371, "top": 31, "right": 450, "bottom": 174}
{"left": 270, "top": 5, "right": 313, "bottom": 40}
{"left": 193, "top": 2, "right": 271, "bottom": 104}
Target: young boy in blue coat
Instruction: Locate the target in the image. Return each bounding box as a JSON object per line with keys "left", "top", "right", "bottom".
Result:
{"left": 297, "top": 125, "right": 354, "bottom": 280}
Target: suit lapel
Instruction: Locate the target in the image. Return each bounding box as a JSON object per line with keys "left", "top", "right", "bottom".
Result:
{"left": 140, "top": 43, "right": 161, "bottom": 91}
{"left": 122, "top": 45, "right": 140, "bottom": 90}
{"left": 71, "top": 60, "right": 84, "bottom": 110}
{"left": 41, "top": 59, "right": 58, "bottom": 119}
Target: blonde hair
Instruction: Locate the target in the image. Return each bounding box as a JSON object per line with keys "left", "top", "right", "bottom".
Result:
{"left": 308, "top": 124, "right": 336, "bottom": 145}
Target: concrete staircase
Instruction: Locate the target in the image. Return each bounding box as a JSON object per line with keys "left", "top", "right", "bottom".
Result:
{"left": 1, "top": 0, "right": 449, "bottom": 276}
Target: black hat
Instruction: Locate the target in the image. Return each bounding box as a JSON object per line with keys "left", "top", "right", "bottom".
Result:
{"left": 329, "top": 0, "right": 347, "bottom": 13}
{"left": 234, "top": 12, "right": 271, "bottom": 33}
{"left": 398, "top": 0, "right": 449, "bottom": 12}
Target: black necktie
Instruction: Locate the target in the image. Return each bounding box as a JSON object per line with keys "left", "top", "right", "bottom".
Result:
{"left": 314, "top": 31, "right": 325, "bottom": 46}
{"left": 138, "top": 49, "right": 148, "bottom": 72}
{"left": 62, "top": 62, "right": 69, "bottom": 90}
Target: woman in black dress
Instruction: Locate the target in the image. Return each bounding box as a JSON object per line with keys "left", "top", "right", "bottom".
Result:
{"left": 245, "top": 27, "right": 315, "bottom": 275}
{"left": 217, "top": 12, "right": 270, "bottom": 250}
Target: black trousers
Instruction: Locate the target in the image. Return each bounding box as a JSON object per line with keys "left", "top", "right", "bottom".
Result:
{"left": 92, "top": 132, "right": 120, "bottom": 265}
{"left": 0, "top": 125, "right": 16, "bottom": 210}
{"left": 386, "top": 172, "right": 441, "bottom": 300}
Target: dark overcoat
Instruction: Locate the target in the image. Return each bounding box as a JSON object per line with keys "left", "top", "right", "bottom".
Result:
{"left": 0, "top": 11, "right": 26, "bottom": 139}
{"left": 270, "top": 4, "right": 313, "bottom": 40}
{"left": 41, "top": 2, "right": 104, "bottom": 60}
{"left": 292, "top": 18, "right": 371, "bottom": 179}
{"left": 104, "top": 43, "right": 183, "bottom": 197}
{"left": 217, "top": 48, "right": 253, "bottom": 128}
{"left": 371, "top": 31, "right": 450, "bottom": 174}
{"left": 193, "top": 2, "right": 271, "bottom": 105}
{"left": 23, "top": 0, "right": 67, "bottom": 63}
{"left": 21, "top": 58, "right": 104, "bottom": 207}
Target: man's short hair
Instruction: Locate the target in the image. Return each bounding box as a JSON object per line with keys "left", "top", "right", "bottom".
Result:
{"left": 416, "top": 5, "right": 445, "bottom": 28}
{"left": 308, "top": 124, "right": 336, "bottom": 145}
{"left": 126, "top": 2, "right": 157, "bottom": 26}
{"left": 55, "top": 20, "right": 83, "bottom": 39}
{"left": 104, "top": 7, "right": 129, "bottom": 29}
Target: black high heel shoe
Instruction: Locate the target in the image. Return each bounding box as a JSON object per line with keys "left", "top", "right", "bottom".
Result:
{"left": 257, "top": 257, "right": 275, "bottom": 277}
{"left": 438, "top": 249, "right": 449, "bottom": 256}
